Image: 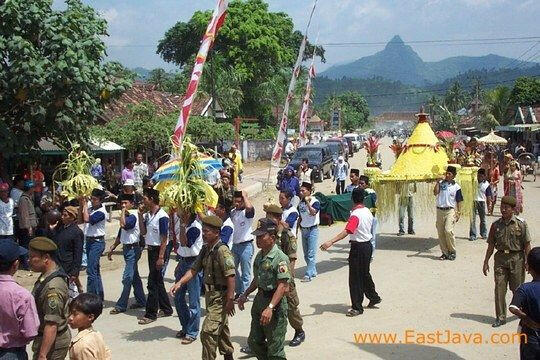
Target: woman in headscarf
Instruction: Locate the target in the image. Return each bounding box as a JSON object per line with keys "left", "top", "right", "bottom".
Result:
{"left": 506, "top": 161, "right": 523, "bottom": 214}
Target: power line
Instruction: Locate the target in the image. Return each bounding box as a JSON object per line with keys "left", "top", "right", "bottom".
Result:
{"left": 320, "top": 36, "right": 540, "bottom": 47}
{"left": 105, "top": 36, "right": 540, "bottom": 48}
{"left": 503, "top": 41, "right": 540, "bottom": 69}
{"left": 319, "top": 73, "right": 540, "bottom": 99}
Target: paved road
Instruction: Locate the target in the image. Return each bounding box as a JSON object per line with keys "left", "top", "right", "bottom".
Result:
{"left": 21, "top": 137, "right": 538, "bottom": 359}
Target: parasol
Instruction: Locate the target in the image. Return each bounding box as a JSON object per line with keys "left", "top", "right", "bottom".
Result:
{"left": 478, "top": 131, "right": 507, "bottom": 145}
{"left": 436, "top": 130, "right": 455, "bottom": 139}
{"left": 152, "top": 155, "right": 223, "bottom": 183}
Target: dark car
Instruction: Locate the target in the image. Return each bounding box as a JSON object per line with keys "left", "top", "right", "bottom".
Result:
{"left": 322, "top": 140, "right": 347, "bottom": 163}
{"left": 327, "top": 137, "right": 353, "bottom": 158}
{"left": 287, "top": 144, "right": 333, "bottom": 182}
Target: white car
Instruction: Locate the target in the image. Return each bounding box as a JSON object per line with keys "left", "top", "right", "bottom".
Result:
{"left": 344, "top": 133, "right": 362, "bottom": 152}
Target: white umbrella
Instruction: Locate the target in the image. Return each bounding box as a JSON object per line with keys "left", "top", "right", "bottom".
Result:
{"left": 478, "top": 131, "right": 507, "bottom": 145}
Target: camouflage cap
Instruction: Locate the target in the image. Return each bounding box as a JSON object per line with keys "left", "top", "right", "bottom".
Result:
{"left": 252, "top": 218, "right": 277, "bottom": 236}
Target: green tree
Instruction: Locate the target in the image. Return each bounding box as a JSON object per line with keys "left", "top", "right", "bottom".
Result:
{"left": 187, "top": 116, "right": 235, "bottom": 142}
{"left": 319, "top": 92, "right": 369, "bottom": 132}
{"left": 157, "top": 0, "right": 324, "bottom": 118}
{"left": 444, "top": 82, "right": 469, "bottom": 112}
{"left": 91, "top": 101, "right": 175, "bottom": 153}
{"left": 433, "top": 105, "right": 460, "bottom": 132}
{"left": 0, "top": 0, "right": 132, "bottom": 158}
{"left": 510, "top": 77, "right": 540, "bottom": 105}
{"left": 484, "top": 86, "right": 512, "bottom": 125}
{"left": 147, "top": 68, "right": 170, "bottom": 91}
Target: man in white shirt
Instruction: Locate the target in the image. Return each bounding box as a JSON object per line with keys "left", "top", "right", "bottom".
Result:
{"left": 333, "top": 156, "right": 349, "bottom": 194}
{"left": 285, "top": 139, "right": 295, "bottom": 159}
{"left": 0, "top": 183, "right": 15, "bottom": 241}
{"left": 138, "top": 188, "right": 173, "bottom": 324}
{"left": 320, "top": 188, "right": 381, "bottom": 317}
{"left": 80, "top": 188, "right": 108, "bottom": 300}
{"left": 173, "top": 211, "right": 203, "bottom": 344}
{"left": 434, "top": 166, "right": 464, "bottom": 261}
{"left": 298, "top": 182, "right": 320, "bottom": 282}
{"left": 230, "top": 190, "right": 255, "bottom": 298}
{"left": 280, "top": 190, "right": 299, "bottom": 235}
{"left": 133, "top": 153, "right": 149, "bottom": 193}
{"left": 9, "top": 176, "right": 24, "bottom": 207}
{"left": 107, "top": 194, "right": 146, "bottom": 314}
{"left": 345, "top": 169, "right": 360, "bottom": 193}
{"left": 298, "top": 158, "right": 313, "bottom": 185}
{"left": 214, "top": 200, "right": 234, "bottom": 249}
{"left": 470, "top": 168, "right": 493, "bottom": 241}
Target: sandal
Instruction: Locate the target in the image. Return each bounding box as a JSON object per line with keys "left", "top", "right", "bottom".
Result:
{"left": 138, "top": 317, "right": 156, "bottom": 325}
{"left": 181, "top": 336, "right": 196, "bottom": 345}
{"left": 240, "top": 346, "right": 252, "bottom": 354}
{"left": 439, "top": 254, "right": 448, "bottom": 260}
{"left": 109, "top": 308, "right": 124, "bottom": 315}
{"left": 157, "top": 310, "right": 173, "bottom": 318}
{"left": 346, "top": 309, "right": 362, "bottom": 317}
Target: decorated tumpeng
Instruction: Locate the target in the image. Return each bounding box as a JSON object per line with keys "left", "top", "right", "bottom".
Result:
{"left": 156, "top": 138, "right": 218, "bottom": 215}
{"left": 369, "top": 108, "right": 477, "bottom": 222}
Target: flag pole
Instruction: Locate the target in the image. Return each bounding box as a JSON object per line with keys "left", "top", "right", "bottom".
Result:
{"left": 265, "top": 0, "right": 318, "bottom": 188}
{"left": 172, "top": 0, "right": 229, "bottom": 150}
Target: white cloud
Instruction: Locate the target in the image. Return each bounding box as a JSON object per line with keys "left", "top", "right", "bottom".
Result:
{"left": 353, "top": 0, "right": 391, "bottom": 19}
{"left": 100, "top": 8, "right": 119, "bottom": 24}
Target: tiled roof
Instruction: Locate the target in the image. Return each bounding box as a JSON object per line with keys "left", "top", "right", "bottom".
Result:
{"left": 99, "top": 81, "right": 211, "bottom": 123}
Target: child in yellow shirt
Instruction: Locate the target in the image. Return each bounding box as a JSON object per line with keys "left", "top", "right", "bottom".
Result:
{"left": 68, "top": 293, "right": 111, "bottom": 360}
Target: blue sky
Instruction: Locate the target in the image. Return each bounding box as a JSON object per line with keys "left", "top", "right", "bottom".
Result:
{"left": 58, "top": 0, "right": 540, "bottom": 71}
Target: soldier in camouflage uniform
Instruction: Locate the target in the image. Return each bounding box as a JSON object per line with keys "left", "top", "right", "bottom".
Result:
{"left": 170, "top": 215, "right": 235, "bottom": 360}
{"left": 264, "top": 203, "right": 306, "bottom": 347}
{"left": 28, "top": 237, "right": 71, "bottom": 360}
{"left": 483, "top": 196, "right": 532, "bottom": 327}
{"left": 238, "top": 218, "right": 291, "bottom": 360}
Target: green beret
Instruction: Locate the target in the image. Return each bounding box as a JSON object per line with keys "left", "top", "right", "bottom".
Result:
{"left": 263, "top": 203, "right": 283, "bottom": 215}
{"left": 29, "top": 237, "right": 57, "bottom": 251}
{"left": 501, "top": 196, "right": 517, "bottom": 207}
{"left": 202, "top": 215, "right": 223, "bottom": 229}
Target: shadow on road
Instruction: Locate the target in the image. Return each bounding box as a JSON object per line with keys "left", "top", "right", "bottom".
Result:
{"left": 450, "top": 312, "right": 518, "bottom": 325}
{"left": 294, "top": 257, "right": 348, "bottom": 279}
{"left": 122, "top": 325, "right": 176, "bottom": 342}
{"left": 303, "top": 303, "right": 350, "bottom": 317}
{"left": 230, "top": 336, "right": 254, "bottom": 359}
{"left": 377, "top": 234, "right": 440, "bottom": 253}
{"left": 350, "top": 342, "right": 466, "bottom": 360}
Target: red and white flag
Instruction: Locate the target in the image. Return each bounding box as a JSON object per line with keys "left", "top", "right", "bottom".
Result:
{"left": 173, "top": 0, "right": 228, "bottom": 147}
{"left": 270, "top": 0, "right": 318, "bottom": 167}
{"left": 299, "top": 62, "right": 316, "bottom": 147}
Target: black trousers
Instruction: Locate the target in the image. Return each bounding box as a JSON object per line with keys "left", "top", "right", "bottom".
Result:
{"left": 349, "top": 241, "right": 380, "bottom": 311}
{"left": 145, "top": 245, "right": 173, "bottom": 319}
{"left": 336, "top": 180, "right": 345, "bottom": 194}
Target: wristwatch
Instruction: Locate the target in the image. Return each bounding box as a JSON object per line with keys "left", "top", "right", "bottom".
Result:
{"left": 268, "top": 303, "right": 274, "bottom": 310}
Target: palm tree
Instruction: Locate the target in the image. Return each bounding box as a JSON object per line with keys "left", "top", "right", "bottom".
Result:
{"left": 484, "top": 86, "right": 512, "bottom": 125}
{"left": 147, "top": 68, "right": 169, "bottom": 91}
{"left": 444, "top": 82, "right": 469, "bottom": 112}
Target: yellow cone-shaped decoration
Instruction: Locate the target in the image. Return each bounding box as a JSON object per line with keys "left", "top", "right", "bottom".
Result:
{"left": 380, "top": 110, "right": 448, "bottom": 181}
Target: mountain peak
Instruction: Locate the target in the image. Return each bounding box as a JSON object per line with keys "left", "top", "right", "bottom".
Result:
{"left": 386, "top": 35, "right": 405, "bottom": 48}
